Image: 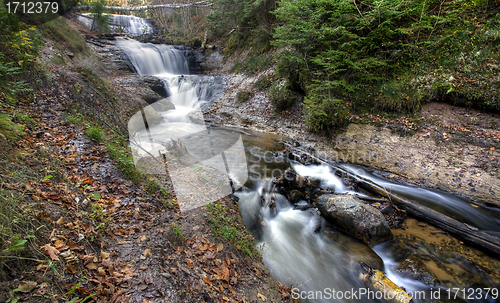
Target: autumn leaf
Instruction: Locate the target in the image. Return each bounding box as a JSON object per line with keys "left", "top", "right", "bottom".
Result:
{"left": 222, "top": 266, "right": 229, "bottom": 282}
{"left": 56, "top": 217, "right": 65, "bottom": 225}
{"left": 203, "top": 277, "right": 212, "bottom": 287}
{"left": 53, "top": 240, "right": 66, "bottom": 250}
{"left": 257, "top": 293, "right": 267, "bottom": 301}
{"left": 185, "top": 258, "right": 193, "bottom": 269}
{"left": 217, "top": 243, "right": 223, "bottom": 252}
{"left": 100, "top": 251, "right": 110, "bottom": 260}
{"left": 40, "top": 244, "right": 60, "bottom": 261}
{"left": 16, "top": 281, "right": 37, "bottom": 293}
{"left": 66, "top": 265, "right": 77, "bottom": 274}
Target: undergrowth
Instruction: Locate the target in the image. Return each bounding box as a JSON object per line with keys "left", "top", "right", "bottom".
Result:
{"left": 207, "top": 200, "right": 256, "bottom": 258}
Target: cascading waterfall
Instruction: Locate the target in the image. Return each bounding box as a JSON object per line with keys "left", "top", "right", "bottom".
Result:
{"left": 77, "top": 13, "right": 152, "bottom": 36}
{"left": 115, "top": 33, "right": 500, "bottom": 303}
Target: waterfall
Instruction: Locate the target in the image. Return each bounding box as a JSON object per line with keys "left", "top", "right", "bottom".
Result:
{"left": 116, "top": 38, "right": 189, "bottom": 76}
{"left": 119, "top": 38, "right": 233, "bottom": 211}
{"left": 77, "top": 13, "right": 152, "bottom": 36}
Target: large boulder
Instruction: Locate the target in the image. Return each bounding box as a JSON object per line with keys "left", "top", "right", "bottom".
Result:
{"left": 317, "top": 194, "right": 393, "bottom": 247}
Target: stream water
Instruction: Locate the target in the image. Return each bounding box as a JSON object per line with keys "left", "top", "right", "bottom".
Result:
{"left": 112, "top": 34, "right": 500, "bottom": 302}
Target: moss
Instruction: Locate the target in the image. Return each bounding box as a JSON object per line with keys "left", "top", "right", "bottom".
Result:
{"left": 39, "top": 17, "right": 88, "bottom": 55}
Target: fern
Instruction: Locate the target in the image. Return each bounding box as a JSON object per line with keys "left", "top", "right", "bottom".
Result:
{"left": 0, "top": 114, "right": 25, "bottom": 141}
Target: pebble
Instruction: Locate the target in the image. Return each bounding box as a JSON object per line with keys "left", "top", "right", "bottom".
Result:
{"left": 160, "top": 273, "right": 171, "bottom": 279}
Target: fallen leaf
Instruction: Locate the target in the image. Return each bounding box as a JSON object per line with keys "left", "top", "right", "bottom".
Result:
{"left": 491, "top": 147, "right": 495, "bottom": 151}
{"left": 217, "top": 243, "right": 223, "bottom": 252}
{"left": 100, "top": 251, "right": 110, "bottom": 260}
{"left": 66, "top": 265, "right": 77, "bottom": 274}
{"left": 17, "top": 281, "right": 37, "bottom": 293}
{"left": 203, "top": 277, "right": 212, "bottom": 287}
{"left": 192, "top": 225, "right": 200, "bottom": 231}
{"left": 53, "top": 240, "right": 66, "bottom": 250}
{"left": 222, "top": 266, "right": 229, "bottom": 282}
{"left": 257, "top": 293, "right": 267, "bottom": 301}
{"left": 86, "top": 262, "right": 98, "bottom": 270}
{"left": 40, "top": 244, "right": 60, "bottom": 261}
{"left": 185, "top": 258, "right": 193, "bottom": 269}
{"left": 97, "top": 267, "right": 106, "bottom": 276}
{"left": 142, "top": 248, "right": 152, "bottom": 258}
{"left": 56, "top": 217, "right": 65, "bottom": 225}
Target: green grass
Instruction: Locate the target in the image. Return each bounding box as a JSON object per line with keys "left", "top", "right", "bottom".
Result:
{"left": 169, "top": 222, "right": 185, "bottom": 244}
{"left": 105, "top": 139, "right": 140, "bottom": 181}
{"left": 66, "top": 113, "right": 85, "bottom": 125}
{"left": 38, "top": 17, "right": 88, "bottom": 55}
{"left": 86, "top": 126, "right": 105, "bottom": 143}
{"left": 254, "top": 75, "right": 273, "bottom": 90}
{"left": 207, "top": 200, "right": 256, "bottom": 258}
{"left": 0, "top": 114, "right": 25, "bottom": 141}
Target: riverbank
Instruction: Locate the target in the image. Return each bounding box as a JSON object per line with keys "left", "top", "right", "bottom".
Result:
{"left": 0, "top": 16, "right": 290, "bottom": 303}
{"left": 203, "top": 62, "right": 500, "bottom": 208}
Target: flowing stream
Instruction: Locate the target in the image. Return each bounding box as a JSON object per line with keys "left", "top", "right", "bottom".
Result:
{"left": 115, "top": 35, "right": 500, "bottom": 303}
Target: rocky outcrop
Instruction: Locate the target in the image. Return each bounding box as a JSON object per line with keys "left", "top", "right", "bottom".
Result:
{"left": 127, "top": 105, "right": 164, "bottom": 135}
{"left": 317, "top": 194, "right": 393, "bottom": 247}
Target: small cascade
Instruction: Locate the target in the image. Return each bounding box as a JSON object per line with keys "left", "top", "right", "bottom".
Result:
{"left": 77, "top": 13, "right": 152, "bottom": 36}
{"left": 292, "top": 162, "right": 347, "bottom": 193}
{"left": 116, "top": 38, "right": 189, "bottom": 76}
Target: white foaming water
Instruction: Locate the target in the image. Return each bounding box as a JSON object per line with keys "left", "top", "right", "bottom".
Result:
{"left": 236, "top": 183, "right": 374, "bottom": 303}
{"left": 77, "top": 14, "right": 152, "bottom": 36}
{"left": 116, "top": 38, "right": 189, "bottom": 76}
{"left": 292, "top": 162, "right": 347, "bottom": 193}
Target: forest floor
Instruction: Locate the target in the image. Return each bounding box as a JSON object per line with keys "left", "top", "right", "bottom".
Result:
{"left": 0, "top": 16, "right": 291, "bottom": 303}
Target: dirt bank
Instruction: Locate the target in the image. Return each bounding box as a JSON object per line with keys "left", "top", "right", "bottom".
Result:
{"left": 204, "top": 66, "right": 500, "bottom": 207}
{"left": 0, "top": 16, "right": 291, "bottom": 303}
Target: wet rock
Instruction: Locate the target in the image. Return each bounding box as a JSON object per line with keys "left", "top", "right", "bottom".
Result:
{"left": 289, "top": 189, "right": 304, "bottom": 204}
{"left": 323, "top": 227, "right": 384, "bottom": 271}
{"left": 397, "top": 255, "right": 437, "bottom": 285}
{"left": 317, "top": 194, "right": 394, "bottom": 247}
{"left": 150, "top": 98, "right": 175, "bottom": 113}
{"left": 139, "top": 76, "right": 169, "bottom": 99}
{"left": 127, "top": 105, "right": 164, "bottom": 135}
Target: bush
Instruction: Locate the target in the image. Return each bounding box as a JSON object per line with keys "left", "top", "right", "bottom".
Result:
{"left": 303, "top": 96, "right": 350, "bottom": 133}
{"left": 269, "top": 79, "right": 295, "bottom": 111}
{"left": 236, "top": 90, "right": 252, "bottom": 103}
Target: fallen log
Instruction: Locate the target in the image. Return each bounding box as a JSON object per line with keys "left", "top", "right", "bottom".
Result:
{"left": 284, "top": 144, "right": 500, "bottom": 257}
